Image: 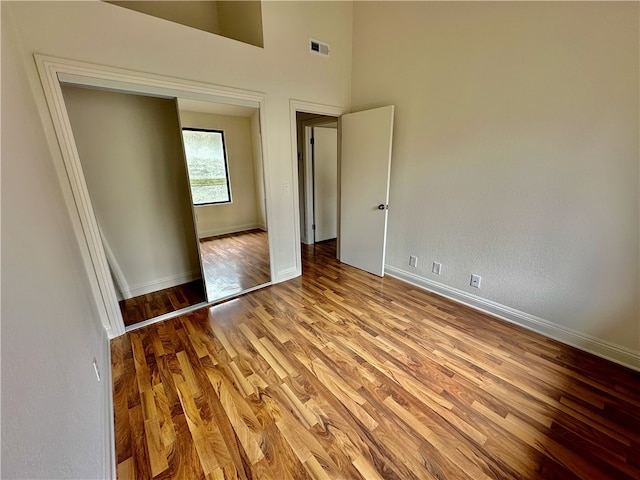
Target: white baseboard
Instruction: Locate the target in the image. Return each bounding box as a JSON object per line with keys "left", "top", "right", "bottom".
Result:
{"left": 102, "top": 330, "right": 116, "bottom": 479}
{"left": 127, "top": 269, "right": 202, "bottom": 298}
{"left": 384, "top": 265, "right": 640, "bottom": 372}
{"left": 99, "top": 229, "right": 131, "bottom": 300}
{"left": 276, "top": 266, "right": 300, "bottom": 284}
{"left": 198, "top": 223, "right": 260, "bottom": 239}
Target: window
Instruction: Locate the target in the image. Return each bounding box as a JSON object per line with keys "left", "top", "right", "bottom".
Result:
{"left": 181, "top": 128, "right": 231, "bottom": 205}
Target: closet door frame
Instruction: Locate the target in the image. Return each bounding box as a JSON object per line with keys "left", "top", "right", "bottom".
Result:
{"left": 35, "top": 54, "right": 271, "bottom": 338}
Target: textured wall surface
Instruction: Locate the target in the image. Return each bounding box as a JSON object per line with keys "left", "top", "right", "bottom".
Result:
{"left": 351, "top": 2, "right": 639, "bottom": 360}
{"left": 2, "top": 10, "right": 110, "bottom": 478}
{"left": 1, "top": 1, "right": 354, "bottom": 476}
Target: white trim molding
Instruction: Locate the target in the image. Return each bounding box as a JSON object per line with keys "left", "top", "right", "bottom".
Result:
{"left": 385, "top": 265, "right": 640, "bottom": 372}
{"left": 289, "top": 99, "right": 345, "bottom": 279}
{"left": 275, "top": 266, "right": 300, "bottom": 284}
{"left": 127, "top": 269, "right": 202, "bottom": 298}
{"left": 102, "top": 330, "right": 116, "bottom": 480}
{"left": 198, "top": 223, "right": 261, "bottom": 239}
{"left": 99, "top": 228, "right": 131, "bottom": 300}
{"left": 35, "top": 55, "right": 126, "bottom": 337}
{"left": 34, "top": 54, "right": 273, "bottom": 338}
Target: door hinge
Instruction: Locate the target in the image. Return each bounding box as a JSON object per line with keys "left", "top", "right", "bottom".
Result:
{"left": 312, "top": 224, "right": 316, "bottom": 229}
{"left": 310, "top": 137, "right": 315, "bottom": 145}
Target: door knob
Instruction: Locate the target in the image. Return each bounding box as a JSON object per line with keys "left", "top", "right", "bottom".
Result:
{"left": 377, "top": 204, "right": 388, "bottom": 210}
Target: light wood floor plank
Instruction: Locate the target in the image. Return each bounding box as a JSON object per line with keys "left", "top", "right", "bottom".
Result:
{"left": 112, "top": 240, "right": 640, "bottom": 479}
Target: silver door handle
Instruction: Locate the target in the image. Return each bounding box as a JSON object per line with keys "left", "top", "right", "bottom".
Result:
{"left": 377, "top": 204, "right": 388, "bottom": 210}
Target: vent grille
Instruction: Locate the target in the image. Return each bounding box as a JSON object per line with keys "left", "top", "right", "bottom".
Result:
{"left": 310, "top": 39, "right": 330, "bottom": 57}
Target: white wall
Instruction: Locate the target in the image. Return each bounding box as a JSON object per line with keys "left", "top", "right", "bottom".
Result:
{"left": 179, "top": 110, "right": 260, "bottom": 237}
{"left": 107, "top": 1, "right": 220, "bottom": 36}
{"left": 4, "top": 0, "right": 352, "bottom": 285}
{"left": 217, "top": 0, "right": 263, "bottom": 48}
{"left": 352, "top": 2, "right": 640, "bottom": 367}
{"left": 62, "top": 86, "right": 201, "bottom": 296}
{"left": 2, "top": 1, "right": 353, "bottom": 477}
{"left": 107, "top": 1, "right": 265, "bottom": 48}
{"left": 1, "top": 10, "right": 111, "bottom": 479}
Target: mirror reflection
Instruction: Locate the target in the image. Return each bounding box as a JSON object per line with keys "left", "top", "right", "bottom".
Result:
{"left": 177, "top": 99, "right": 271, "bottom": 303}
{"left": 60, "top": 85, "right": 270, "bottom": 329}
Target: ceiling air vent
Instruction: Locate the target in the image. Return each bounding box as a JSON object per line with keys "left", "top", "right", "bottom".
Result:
{"left": 310, "top": 39, "right": 330, "bottom": 57}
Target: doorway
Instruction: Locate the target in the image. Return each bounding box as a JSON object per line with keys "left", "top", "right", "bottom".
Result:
{"left": 296, "top": 113, "right": 339, "bottom": 248}
{"left": 292, "top": 104, "right": 395, "bottom": 278}
{"left": 312, "top": 123, "right": 338, "bottom": 243}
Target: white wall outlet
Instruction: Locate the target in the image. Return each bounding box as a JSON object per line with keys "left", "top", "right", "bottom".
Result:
{"left": 432, "top": 262, "right": 442, "bottom": 275}
{"left": 409, "top": 255, "right": 418, "bottom": 267}
{"left": 92, "top": 357, "right": 101, "bottom": 382}
{"left": 470, "top": 274, "right": 481, "bottom": 288}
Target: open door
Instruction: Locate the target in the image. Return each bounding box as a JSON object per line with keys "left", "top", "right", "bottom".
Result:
{"left": 340, "top": 105, "right": 394, "bottom": 276}
{"left": 313, "top": 126, "right": 338, "bottom": 242}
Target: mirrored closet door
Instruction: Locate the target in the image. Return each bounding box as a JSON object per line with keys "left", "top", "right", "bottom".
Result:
{"left": 176, "top": 99, "right": 271, "bottom": 304}
{"left": 61, "top": 86, "right": 271, "bottom": 329}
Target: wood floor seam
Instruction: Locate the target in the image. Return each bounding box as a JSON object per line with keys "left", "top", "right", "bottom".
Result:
{"left": 112, "top": 240, "right": 640, "bottom": 479}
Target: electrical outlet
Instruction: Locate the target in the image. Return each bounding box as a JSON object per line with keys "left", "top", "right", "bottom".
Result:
{"left": 93, "top": 357, "right": 101, "bottom": 382}
{"left": 432, "top": 262, "right": 442, "bottom": 275}
{"left": 409, "top": 255, "right": 418, "bottom": 267}
{"left": 470, "top": 274, "right": 481, "bottom": 288}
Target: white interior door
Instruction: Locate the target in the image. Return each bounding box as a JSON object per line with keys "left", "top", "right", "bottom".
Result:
{"left": 313, "top": 126, "right": 338, "bottom": 242}
{"left": 340, "top": 105, "right": 394, "bottom": 276}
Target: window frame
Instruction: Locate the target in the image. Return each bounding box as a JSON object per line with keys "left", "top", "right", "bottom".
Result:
{"left": 181, "top": 127, "right": 232, "bottom": 206}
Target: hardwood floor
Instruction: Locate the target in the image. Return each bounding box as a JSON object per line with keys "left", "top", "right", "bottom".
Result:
{"left": 119, "top": 280, "right": 206, "bottom": 327}
{"left": 112, "top": 240, "right": 640, "bottom": 479}
{"left": 200, "top": 229, "right": 271, "bottom": 302}
{"left": 120, "top": 229, "right": 270, "bottom": 327}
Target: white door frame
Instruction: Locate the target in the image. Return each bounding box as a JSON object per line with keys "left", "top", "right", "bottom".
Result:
{"left": 311, "top": 124, "right": 339, "bottom": 243}
{"left": 300, "top": 118, "right": 338, "bottom": 245}
{"left": 289, "top": 101, "right": 344, "bottom": 272}
{"left": 303, "top": 124, "right": 315, "bottom": 245}
{"left": 35, "top": 54, "right": 273, "bottom": 338}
